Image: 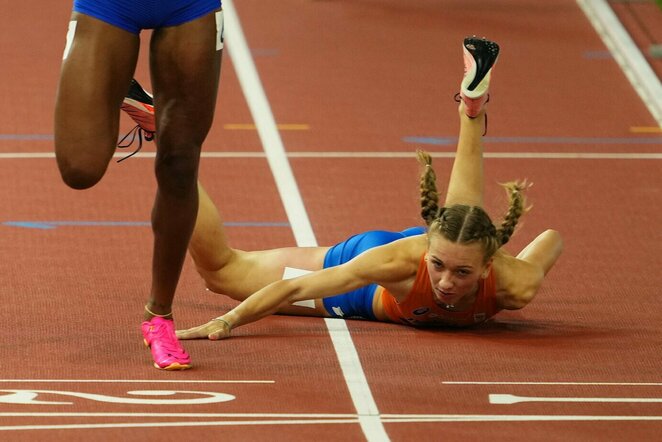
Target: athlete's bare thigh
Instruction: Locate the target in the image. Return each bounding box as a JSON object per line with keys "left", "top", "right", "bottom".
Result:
{"left": 202, "top": 246, "right": 332, "bottom": 317}
{"left": 54, "top": 13, "right": 140, "bottom": 188}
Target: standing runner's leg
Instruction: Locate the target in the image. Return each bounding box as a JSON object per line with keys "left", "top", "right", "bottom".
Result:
{"left": 137, "top": 9, "right": 222, "bottom": 370}
{"left": 145, "top": 9, "right": 222, "bottom": 320}
{"left": 54, "top": 13, "right": 140, "bottom": 188}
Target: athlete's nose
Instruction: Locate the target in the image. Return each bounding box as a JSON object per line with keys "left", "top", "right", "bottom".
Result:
{"left": 438, "top": 271, "right": 454, "bottom": 291}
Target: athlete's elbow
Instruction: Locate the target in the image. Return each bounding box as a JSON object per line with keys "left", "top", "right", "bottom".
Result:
{"left": 546, "top": 229, "right": 564, "bottom": 253}
{"left": 279, "top": 280, "right": 307, "bottom": 306}
{"left": 502, "top": 270, "right": 544, "bottom": 310}
{"left": 543, "top": 229, "right": 564, "bottom": 273}
{"left": 508, "top": 290, "right": 536, "bottom": 310}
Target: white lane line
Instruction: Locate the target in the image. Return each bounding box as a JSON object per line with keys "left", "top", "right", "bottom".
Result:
{"left": 0, "top": 151, "right": 660, "bottom": 160}
{"left": 223, "top": 2, "right": 388, "bottom": 441}
{"left": 577, "top": 0, "right": 662, "bottom": 126}
{"left": 0, "top": 412, "right": 659, "bottom": 421}
{"left": 382, "top": 415, "right": 662, "bottom": 422}
{"left": 0, "top": 419, "right": 361, "bottom": 431}
{"left": 1, "top": 414, "right": 661, "bottom": 431}
{"left": 1, "top": 412, "right": 660, "bottom": 421}
{"left": 222, "top": 0, "right": 315, "bottom": 248}
{"left": 490, "top": 394, "right": 662, "bottom": 405}
{"left": 443, "top": 381, "right": 662, "bottom": 386}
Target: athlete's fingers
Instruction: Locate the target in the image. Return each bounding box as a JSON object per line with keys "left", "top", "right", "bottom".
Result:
{"left": 208, "top": 319, "right": 231, "bottom": 340}
{"left": 208, "top": 328, "right": 229, "bottom": 341}
{"left": 176, "top": 322, "right": 216, "bottom": 340}
{"left": 176, "top": 319, "right": 231, "bottom": 341}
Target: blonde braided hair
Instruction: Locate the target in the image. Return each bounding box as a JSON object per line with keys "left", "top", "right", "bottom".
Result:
{"left": 417, "top": 150, "right": 529, "bottom": 261}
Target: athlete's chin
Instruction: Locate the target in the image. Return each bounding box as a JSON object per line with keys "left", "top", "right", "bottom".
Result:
{"left": 434, "top": 290, "right": 458, "bottom": 304}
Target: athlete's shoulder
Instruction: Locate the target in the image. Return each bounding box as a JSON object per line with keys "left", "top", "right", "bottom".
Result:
{"left": 378, "top": 233, "right": 427, "bottom": 264}
{"left": 348, "top": 233, "right": 426, "bottom": 284}
{"left": 492, "top": 251, "right": 544, "bottom": 310}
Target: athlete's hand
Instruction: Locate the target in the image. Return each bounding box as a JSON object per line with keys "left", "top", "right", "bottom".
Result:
{"left": 176, "top": 318, "right": 231, "bottom": 341}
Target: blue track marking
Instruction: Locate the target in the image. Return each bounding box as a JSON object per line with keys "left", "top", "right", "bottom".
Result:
{"left": 0, "top": 134, "right": 53, "bottom": 140}
{"left": 583, "top": 50, "right": 613, "bottom": 59}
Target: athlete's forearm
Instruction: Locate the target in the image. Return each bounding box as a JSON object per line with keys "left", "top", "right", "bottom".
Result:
{"left": 217, "top": 265, "right": 363, "bottom": 332}
{"left": 217, "top": 279, "right": 301, "bottom": 331}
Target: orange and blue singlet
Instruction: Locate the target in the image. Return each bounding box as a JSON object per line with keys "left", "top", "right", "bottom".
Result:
{"left": 73, "top": 0, "right": 221, "bottom": 34}
{"left": 321, "top": 227, "right": 426, "bottom": 319}
{"left": 322, "top": 228, "right": 501, "bottom": 326}
{"left": 381, "top": 255, "right": 501, "bottom": 327}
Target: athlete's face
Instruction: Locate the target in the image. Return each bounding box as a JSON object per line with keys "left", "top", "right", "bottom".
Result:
{"left": 426, "top": 235, "right": 490, "bottom": 307}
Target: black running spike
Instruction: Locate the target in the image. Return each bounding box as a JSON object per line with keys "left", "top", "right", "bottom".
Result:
{"left": 463, "top": 37, "right": 500, "bottom": 92}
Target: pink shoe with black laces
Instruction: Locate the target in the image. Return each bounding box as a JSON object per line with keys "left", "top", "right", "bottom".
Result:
{"left": 141, "top": 317, "right": 192, "bottom": 370}
{"left": 458, "top": 36, "right": 500, "bottom": 118}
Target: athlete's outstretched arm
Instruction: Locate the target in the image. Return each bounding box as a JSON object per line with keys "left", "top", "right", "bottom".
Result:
{"left": 178, "top": 267, "right": 361, "bottom": 340}
{"left": 176, "top": 239, "right": 418, "bottom": 340}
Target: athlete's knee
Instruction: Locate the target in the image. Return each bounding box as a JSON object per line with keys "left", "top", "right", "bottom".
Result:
{"left": 190, "top": 243, "right": 234, "bottom": 274}
{"left": 196, "top": 269, "right": 225, "bottom": 294}
{"left": 154, "top": 147, "right": 200, "bottom": 196}
{"left": 194, "top": 256, "right": 241, "bottom": 297}
{"left": 56, "top": 157, "right": 106, "bottom": 189}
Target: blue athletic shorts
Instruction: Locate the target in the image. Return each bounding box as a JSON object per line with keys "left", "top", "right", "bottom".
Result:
{"left": 321, "top": 227, "right": 426, "bottom": 320}
{"left": 73, "top": 0, "right": 221, "bottom": 34}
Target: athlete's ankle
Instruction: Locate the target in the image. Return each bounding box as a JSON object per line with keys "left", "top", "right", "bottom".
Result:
{"left": 144, "top": 303, "right": 173, "bottom": 321}
{"left": 458, "top": 102, "right": 486, "bottom": 121}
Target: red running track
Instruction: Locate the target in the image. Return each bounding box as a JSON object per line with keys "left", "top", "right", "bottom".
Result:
{"left": 0, "top": 0, "right": 660, "bottom": 440}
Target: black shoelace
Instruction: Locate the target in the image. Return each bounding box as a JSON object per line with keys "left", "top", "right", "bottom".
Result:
{"left": 116, "top": 125, "right": 155, "bottom": 163}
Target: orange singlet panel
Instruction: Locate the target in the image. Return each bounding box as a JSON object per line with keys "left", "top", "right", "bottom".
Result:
{"left": 381, "top": 255, "right": 500, "bottom": 327}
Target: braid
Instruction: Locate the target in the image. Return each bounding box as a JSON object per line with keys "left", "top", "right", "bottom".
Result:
{"left": 417, "top": 150, "right": 440, "bottom": 226}
{"left": 430, "top": 205, "right": 499, "bottom": 263}
{"left": 426, "top": 182, "right": 531, "bottom": 262}
{"left": 419, "top": 147, "right": 531, "bottom": 260}
{"left": 496, "top": 180, "right": 530, "bottom": 246}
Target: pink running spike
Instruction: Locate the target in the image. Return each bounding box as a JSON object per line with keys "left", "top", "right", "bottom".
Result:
{"left": 141, "top": 317, "right": 192, "bottom": 370}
